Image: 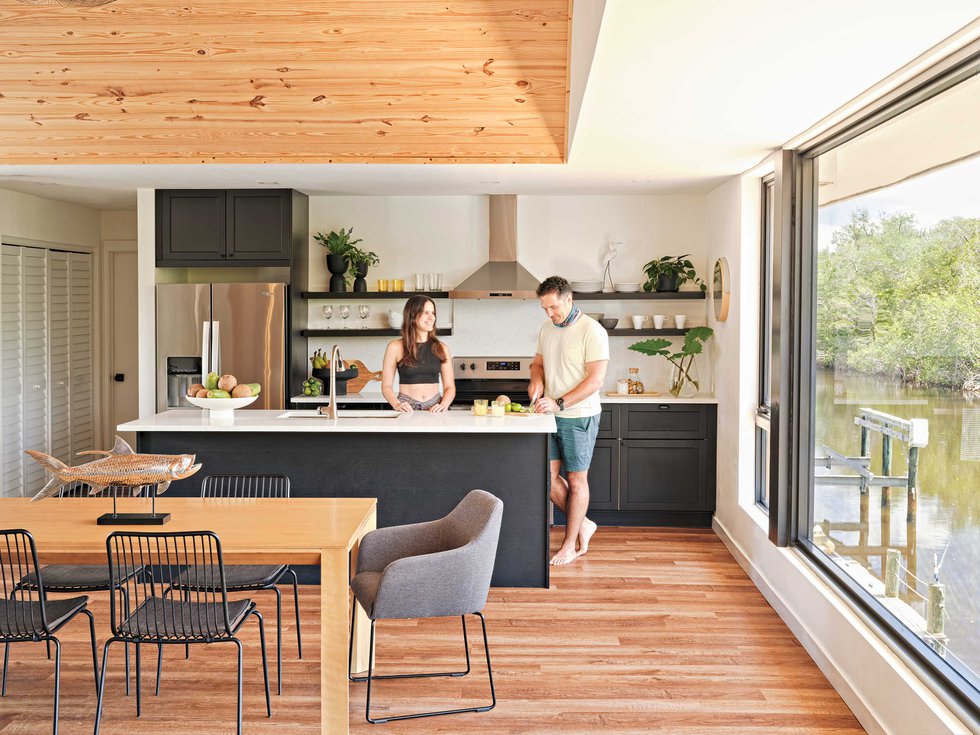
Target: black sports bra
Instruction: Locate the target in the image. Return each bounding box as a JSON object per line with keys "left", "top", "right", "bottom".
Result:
{"left": 397, "top": 341, "right": 442, "bottom": 384}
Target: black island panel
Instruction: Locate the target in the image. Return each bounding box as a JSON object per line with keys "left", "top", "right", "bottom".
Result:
{"left": 138, "top": 430, "right": 550, "bottom": 588}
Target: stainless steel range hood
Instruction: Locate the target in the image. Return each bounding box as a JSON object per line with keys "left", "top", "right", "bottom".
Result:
{"left": 450, "top": 195, "right": 540, "bottom": 299}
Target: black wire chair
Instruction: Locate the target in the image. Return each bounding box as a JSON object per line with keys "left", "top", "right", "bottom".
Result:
{"left": 159, "top": 474, "right": 300, "bottom": 696}
{"left": 93, "top": 531, "right": 271, "bottom": 735}
{"left": 12, "top": 482, "right": 151, "bottom": 695}
{"left": 1, "top": 529, "right": 99, "bottom": 735}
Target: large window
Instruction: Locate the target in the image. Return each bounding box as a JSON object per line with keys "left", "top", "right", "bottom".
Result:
{"left": 797, "top": 62, "right": 980, "bottom": 709}
{"left": 755, "top": 177, "right": 774, "bottom": 509}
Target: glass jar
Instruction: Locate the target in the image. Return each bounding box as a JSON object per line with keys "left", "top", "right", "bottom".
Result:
{"left": 473, "top": 399, "right": 489, "bottom": 416}
{"left": 616, "top": 376, "right": 630, "bottom": 395}
{"left": 628, "top": 367, "right": 644, "bottom": 395}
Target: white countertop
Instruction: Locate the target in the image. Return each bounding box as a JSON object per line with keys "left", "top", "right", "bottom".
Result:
{"left": 119, "top": 409, "right": 557, "bottom": 434}
{"left": 291, "top": 391, "right": 717, "bottom": 405}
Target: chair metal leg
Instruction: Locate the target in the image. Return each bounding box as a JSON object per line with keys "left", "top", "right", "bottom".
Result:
{"left": 155, "top": 644, "right": 163, "bottom": 696}
{"left": 135, "top": 641, "right": 141, "bottom": 717}
{"left": 82, "top": 609, "right": 100, "bottom": 695}
{"left": 273, "top": 585, "right": 282, "bottom": 695}
{"left": 233, "top": 639, "right": 243, "bottom": 735}
{"left": 2, "top": 641, "right": 8, "bottom": 696}
{"left": 93, "top": 639, "right": 115, "bottom": 735}
{"left": 254, "top": 611, "right": 272, "bottom": 718}
{"left": 121, "top": 590, "right": 131, "bottom": 697}
{"left": 361, "top": 613, "right": 496, "bottom": 724}
{"left": 286, "top": 567, "right": 302, "bottom": 659}
{"left": 49, "top": 638, "right": 62, "bottom": 735}
{"left": 349, "top": 608, "right": 470, "bottom": 682}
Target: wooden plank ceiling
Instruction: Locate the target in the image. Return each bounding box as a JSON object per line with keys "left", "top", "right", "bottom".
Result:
{"left": 0, "top": 0, "right": 570, "bottom": 164}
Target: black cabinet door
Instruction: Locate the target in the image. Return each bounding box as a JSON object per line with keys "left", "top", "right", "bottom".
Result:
{"left": 620, "top": 439, "right": 706, "bottom": 511}
{"left": 225, "top": 190, "right": 291, "bottom": 263}
{"left": 156, "top": 190, "right": 226, "bottom": 264}
{"left": 621, "top": 404, "right": 706, "bottom": 439}
{"left": 587, "top": 439, "right": 619, "bottom": 510}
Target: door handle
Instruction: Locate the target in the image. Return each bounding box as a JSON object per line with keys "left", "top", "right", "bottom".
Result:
{"left": 201, "top": 321, "right": 211, "bottom": 377}
{"left": 114, "top": 373, "right": 125, "bottom": 382}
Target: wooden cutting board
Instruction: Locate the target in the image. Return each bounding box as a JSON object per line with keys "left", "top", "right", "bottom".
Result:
{"left": 345, "top": 360, "right": 383, "bottom": 393}
{"left": 604, "top": 391, "right": 662, "bottom": 397}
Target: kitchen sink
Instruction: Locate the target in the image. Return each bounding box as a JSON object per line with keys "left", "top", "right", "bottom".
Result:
{"left": 276, "top": 410, "right": 402, "bottom": 419}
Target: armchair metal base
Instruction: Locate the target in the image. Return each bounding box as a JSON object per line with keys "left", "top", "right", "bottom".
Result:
{"left": 348, "top": 609, "right": 496, "bottom": 724}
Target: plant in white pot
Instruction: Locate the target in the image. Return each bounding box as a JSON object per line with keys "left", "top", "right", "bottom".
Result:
{"left": 628, "top": 327, "right": 714, "bottom": 397}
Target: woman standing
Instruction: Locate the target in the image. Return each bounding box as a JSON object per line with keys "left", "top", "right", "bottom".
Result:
{"left": 381, "top": 295, "right": 455, "bottom": 412}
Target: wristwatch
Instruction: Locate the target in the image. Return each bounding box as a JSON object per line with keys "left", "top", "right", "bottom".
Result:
{"left": 557, "top": 397, "right": 565, "bottom": 411}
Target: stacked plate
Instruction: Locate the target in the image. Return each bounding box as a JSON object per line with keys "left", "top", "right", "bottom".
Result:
{"left": 615, "top": 282, "right": 641, "bottom": 292}
{"left": 571, "top": 280, "right": 602, "bottom": 293}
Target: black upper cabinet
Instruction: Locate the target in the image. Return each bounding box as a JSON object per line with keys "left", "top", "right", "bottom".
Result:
{"left": 156, "top": 189, "right": 293, "bottom": 266}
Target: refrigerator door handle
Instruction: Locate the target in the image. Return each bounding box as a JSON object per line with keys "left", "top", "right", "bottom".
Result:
{"left": 201, "top": 321, "right": 211, "bottom": 380}
{"left": 211, "top": 321, "right": 221, "bottom": 376}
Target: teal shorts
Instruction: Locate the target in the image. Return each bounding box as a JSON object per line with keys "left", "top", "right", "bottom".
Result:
{"left": 549, "top": 415, "right": 600, "bottom": 473}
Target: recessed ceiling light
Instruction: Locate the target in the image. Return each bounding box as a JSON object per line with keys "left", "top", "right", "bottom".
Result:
{"left": 479, "top": 180, "right": 501, "bottom": 185}
{"left": 257, "top": 181, "right": 281, "bottom": 185}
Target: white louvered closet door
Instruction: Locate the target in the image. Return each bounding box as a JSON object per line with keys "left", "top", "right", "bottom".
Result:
{"left": 48, "top": 250, "right": 72, "bottom": 464}
{"left": 68, "top": 252, "right": 94, "bottom": 455}
{"left": 22, "top": 246, "right": 49, "bottom": 496}
{"left": 1, "top": 245, "right": 24, "bottom": 497}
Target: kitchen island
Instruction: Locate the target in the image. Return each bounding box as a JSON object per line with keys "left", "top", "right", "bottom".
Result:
{"left": 119, "top": 409, "right": 556, "bottom": 587}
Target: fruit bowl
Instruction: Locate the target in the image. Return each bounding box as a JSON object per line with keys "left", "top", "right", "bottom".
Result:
{"left": 186, "top": 395, "right": 258, "bottom": 416}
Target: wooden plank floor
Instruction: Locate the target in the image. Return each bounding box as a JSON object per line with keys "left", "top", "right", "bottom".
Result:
{"left": 0, "top": 527, "right": 864, "bottom": 734}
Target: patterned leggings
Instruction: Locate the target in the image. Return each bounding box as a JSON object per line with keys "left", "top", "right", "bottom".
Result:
{"left": 397, "top": 392, "right": 442, "bottom": 410}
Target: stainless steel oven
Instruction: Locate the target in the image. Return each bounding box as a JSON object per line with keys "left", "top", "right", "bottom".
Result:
{"left": 450, "top": 356, "right": 533, "bottom": 409}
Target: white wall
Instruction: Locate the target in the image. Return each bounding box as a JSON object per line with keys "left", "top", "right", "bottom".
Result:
{"left": 100, "top": 209, "right": 138, "bottom": 243}
{"left": 306, "top": 194, "right": 710, "bottom": 394}
{"left": 0, "top": 189, "right": 101, "bottom": 249}
{"left": 704, "top": 172, "right": 972, "bottom": 735}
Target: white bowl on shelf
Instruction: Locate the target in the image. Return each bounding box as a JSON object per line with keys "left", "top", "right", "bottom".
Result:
{"left": 571, "top": 280, "right": 602, "bottom": 293}
{"left": 615, "top": 282, "right": 642, "bottom": 292}
{"left": 186, "top": 395, "right": 258, "bottom": 417}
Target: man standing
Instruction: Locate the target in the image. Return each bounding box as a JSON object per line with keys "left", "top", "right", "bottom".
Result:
{"left": 529, "top": 276, "right": 609, "bottom": 566}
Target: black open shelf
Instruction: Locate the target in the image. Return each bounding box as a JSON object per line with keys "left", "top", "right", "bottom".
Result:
{"left": 301, "top": 327, "right": 454, "bottom": 337}
{"left": 573, "top": 291, "right": 706, "bottom": 300}
{"left": 607, "top": 328, "right": 690, "bottom": 337}
{"left": 302, "top": 291, "right": 450, "bottom": 300}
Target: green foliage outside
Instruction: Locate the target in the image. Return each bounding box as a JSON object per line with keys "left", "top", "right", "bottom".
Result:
{"left": 817, "top": 209, "right": 980, "bottom": 388}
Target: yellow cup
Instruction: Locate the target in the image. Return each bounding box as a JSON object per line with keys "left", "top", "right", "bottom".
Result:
{"left": 377, "top": 279, "right": 389, "bottom": 292}
{"left": 393, "top": 278, "right": 405, "bottom": 292}
{"left": 474, "top": 399, "right": 488, "bottom": 416}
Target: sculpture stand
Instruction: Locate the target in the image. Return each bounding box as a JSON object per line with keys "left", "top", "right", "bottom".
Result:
{"left": 97, "top": 486, "right": 170, "bottom": 525}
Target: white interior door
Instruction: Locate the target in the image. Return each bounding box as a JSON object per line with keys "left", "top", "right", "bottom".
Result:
{"left": 105, "top": 247, "right": 138, "bottom": 447}
{"left": 1, "top": 245, "right": 24, "bottom": 497}
{"left": 69, "top": 251, "right": 94, "bottom": 454}
{"left": 47, "top": 250, "right": 71, "bottom": 464}
{"left": 22, "top": 246, "right": 49, "bottom": 496}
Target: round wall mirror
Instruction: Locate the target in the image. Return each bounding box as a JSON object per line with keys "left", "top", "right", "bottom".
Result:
{"left": 712, "top": 257, "right": 730, "bottom": 322}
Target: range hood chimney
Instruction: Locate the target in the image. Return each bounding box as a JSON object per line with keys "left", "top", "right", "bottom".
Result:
{"left": 449, "top": 195, "right": 540, "bottom": 299}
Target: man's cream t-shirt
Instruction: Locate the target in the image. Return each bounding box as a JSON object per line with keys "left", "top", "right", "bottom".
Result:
{"left": 535, "top": 313, "right": 610, "bottom": 419}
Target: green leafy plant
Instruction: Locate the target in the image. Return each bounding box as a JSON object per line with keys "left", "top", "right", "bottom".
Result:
{"left": 345, "top": 244, "right": 380, "bottom": 269}
{"left": 629, "top": 326, "right": 714, "bottom": 396}
{"left": 641, "top": 254, "right": 706, "bottom": 292}
{"left": 314, "top": 227, "right": 363, "bottom": 256}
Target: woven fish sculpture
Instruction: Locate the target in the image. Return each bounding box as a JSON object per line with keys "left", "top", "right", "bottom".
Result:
{"left": 25, "top": 436, "right": 201, "bottom": 502}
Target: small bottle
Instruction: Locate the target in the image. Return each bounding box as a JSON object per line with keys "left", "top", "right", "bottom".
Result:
{"left": 628, "top": 367, "right": 644, "bottom": 395}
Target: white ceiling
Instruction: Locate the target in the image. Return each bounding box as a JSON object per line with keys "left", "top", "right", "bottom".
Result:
{"left": 1, "top": 0, "right": 977, "bottom": 210}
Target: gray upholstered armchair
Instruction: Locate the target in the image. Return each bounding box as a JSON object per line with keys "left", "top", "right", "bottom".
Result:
{"left": 348, "top": 489, "right": 503, "bottom": 724}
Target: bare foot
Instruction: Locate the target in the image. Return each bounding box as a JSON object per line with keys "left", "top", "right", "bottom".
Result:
{"left": 550, "top": 545, "right": 578, "bottom": 566}
{"left": 577, "top": 518, "right": 597, "bottom": 556}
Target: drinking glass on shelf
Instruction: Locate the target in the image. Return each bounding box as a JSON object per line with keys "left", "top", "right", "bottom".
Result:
{"left": 339, "top": 305, "right": 351, "bottom": 329}
{"left": 415, "top": 273, "right": 425, "bottom": 291}
{"left": 377, "top": 279, "right": 389, "bottom": 292}
{"left": 321, "top": 305, "right": 333, "bottom": 325}
{"left": 393, "top": 278, "right": 405, "bottom": 292}
{"left": 358, "top": 304, "right": 370, "bottom": 329}
{"left": 432, "top": 273, "right": 443, "bottom": 291}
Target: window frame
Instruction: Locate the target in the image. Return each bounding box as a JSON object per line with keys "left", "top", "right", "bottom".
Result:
{"left": 777, "top": 47, "right": 980, "bottom": 722}
{"left": 755, "top": 176, "right": 775, "bottom": 510}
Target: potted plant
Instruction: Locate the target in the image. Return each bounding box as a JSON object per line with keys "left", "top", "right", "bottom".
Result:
{"left": 345, "top": 244, "right": 380, "bottom": 293}
{"left": 315, "top": 228, "right": 363, "bottom": 292}
{"left": 641, "top": 254, "right": 706, "bottom": 293}
{"left": 628, "top": 327, "right": 714, "bottom": 397}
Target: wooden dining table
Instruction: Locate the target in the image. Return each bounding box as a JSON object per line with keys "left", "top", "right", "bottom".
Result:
{"left": 0, "top": 495, "right": 377, "bottom": 735}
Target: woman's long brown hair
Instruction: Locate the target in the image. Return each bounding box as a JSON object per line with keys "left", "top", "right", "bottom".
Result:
{"left": 399, "top": 295, "right": 447, "bottom": 366}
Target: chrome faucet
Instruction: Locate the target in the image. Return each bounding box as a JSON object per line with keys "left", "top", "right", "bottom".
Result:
{"left": 317, "top": 344, "right": 344, "bottom": 419}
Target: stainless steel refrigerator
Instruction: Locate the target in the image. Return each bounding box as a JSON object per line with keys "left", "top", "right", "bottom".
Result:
{"left": 156, "top": 283, "right": 286, "bottom": 412}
